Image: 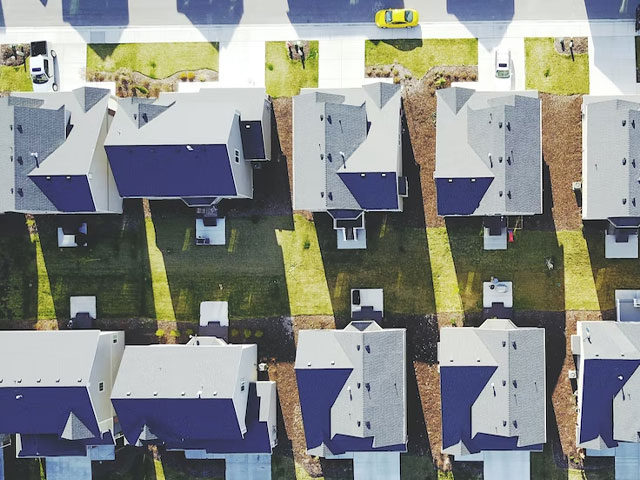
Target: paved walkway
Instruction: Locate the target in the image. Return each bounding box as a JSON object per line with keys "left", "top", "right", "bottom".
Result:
{"left": 0, "top": 19, "right": 637, "bottom": 95}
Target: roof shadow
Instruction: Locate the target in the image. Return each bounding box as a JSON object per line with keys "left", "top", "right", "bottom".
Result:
{"left": 286, "top": 0, "right": 404, "bottom": 24}
{"left": 446, "top": 0, "right": 514, "bottom": 46}
{"left": 177, "top": 0, "right": 244, "bottom": 24}
{"left": 584, "top": 0, "right": 639, "bottom": 19}
{"left": 62, "top": 0, "right": 129, "bottom": 26}
{"left": 0, "top": 1, "right": 4, "bottom": 28}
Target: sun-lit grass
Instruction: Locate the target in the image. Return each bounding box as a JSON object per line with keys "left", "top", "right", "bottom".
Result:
{"left": 86, "top": 43, "right": 219, "bottom": 79}
{"left": 26, "top": 217, "right": 56, "bottom": 323}
{"left": 557, "top": 230, "right": 600, "bottom": 311}
{"left": 265, "top": 41, "right": 319, "bottom": 98}
{"left": 525, "top": 37, "right": 589, "bottom": 95}
{"left": 0, "top": 57, "right": 33, "bottom": 93}
{"left": 365, "top": 38, "right": 478, "bottom": 78}
{"left": 426, "top": 227, "right": 464, "bottom": 314}
{"left": 276, "top": 215, "right": 333, "bottom": 316}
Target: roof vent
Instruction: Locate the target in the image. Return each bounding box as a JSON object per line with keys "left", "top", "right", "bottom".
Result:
{"left": 307, "top": 362, "right": 312, "bottom": 367}
{"left": 499, "top": 122, "right": 503, "bottom": 128}
{"left": 623, "top": 119, "right": 627, "bottom": 126}
{"left": 619, "top": 375, "right": 624, "bottom": 381}
{"left": 365, "top": 383, "right": 370, "bottom": 391}
{"left": 340, "top": 151, "right": 345, "bottom": 160}
{"left": 320, "top": 114, "right": 324, "bottom": 121}
{"left": 499, "top": 156, "right": 503, "bottom": 163}
{"left": 503, "top": 420, "right": 507, "bottom": 427}
{"left": 357, "top": 421, "right": 361, "bottom": 426}
{"left": 513, "top": 420, "right": 518, "bottom": 428}
{"left": 623, "top": 158, "right": 627, "bottom": 166}
{"left": 502, "top": 380, "right": 506, "bottom": 386}
{"left": 633, "top": 120, "right": 636, "bottom": 128}
{"left": 55, "top": 378, "right": 60, "bottom": 383}
{"left": 502, "top": 341, "right": 506, "bottom": 347}
{"left": 499, "top": 191, "right": 503, "bottom": 197}
{"left": 15, "top": 395, "right": 23, "bottom": 400}
{"left": 320, "top": 192, "right": 324, "bottom": 198}
{"left": 17, "top": 156, "right": 22, "bottom": 165}
{"left": 513, "top": 379, "right": 518, "bottom": 388}
{"left": 153, "top": 391, "right": 158, "bottom": 397}
{"left": 36, "top": 378, "right": 41, "bottom": 383}
{"left": 17, "top": 188, "right": 23, "bottom": 197}
{"left": 181, "top": 392, "right": 185, "bottom": 396}
{"left": 357, "top": 383, "right": 361, "bottom": 389}
{"left": 16, "top": 379, "right": 21, "bottom": 384}
{"left": 512, "top": 341, "right": 517, "bottom": 349}
{"left": 506, "top": 121, "right": 511, "bottom": 131}
{"left": 448, "top": 179, "right": 453, "bottom": 183}
{"left": 623, "top": 198, "right": 627, "bottom": 205}
{"left": 471, "top": 178, "right": 476, "bottom": 182}
{"left": 77, "top": 378, "right": 82, "bottom": 383}
{"left": 507, "top": 156, "right": 511, "bottom": 165}
{"left": 327, "top": 153, "right": 332, "bottom": 162}
{"left": 328, "top": 192, "right": 333, "bottom": 200}
{"left": 507, "top": 190, "right": 512, "bottom": 199}
{"left": 365, "top": 421, "right": 371, "bottom": 429}
{"left": 16, "top": 124, "right": 22, "bottom": 133}
{"left": 213, "top": 391, "right": 217, "bottom": 396}
{"left": 320, "top": 153, "right": 324, "bottom": 160}
{"left": 365, "top": 345, "right": 370, "bottom": 353}
{"left": 357, "top": 345, "right": 361, "bottom": 351}
{"left": 633, "top": 159, "right": 637, "bottom": 168}
{"left": 360, "top": 173, "right": 366, "bottom": 177}
{"left": 186, "top": 145, "right": 194, "bottom": 151}
{"left": 330, "top": 360, "right": 335, "bottom": 365}
{"left": 126, "top": 392, "right": 131, "bottom": 396}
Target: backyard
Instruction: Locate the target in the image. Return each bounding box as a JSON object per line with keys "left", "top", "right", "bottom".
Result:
{"left": 265, "top": 40, "right": 319, "bottom": 97}
{"left": 525, "top": 37, "right": 589, "bottom": 95}
{"left": 365, "top": 38, "right": 478, "bottom": 80}
{"left": 86, "top": 42, "right": 219, "bottom": 96}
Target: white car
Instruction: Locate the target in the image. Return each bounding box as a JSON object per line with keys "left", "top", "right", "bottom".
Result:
{"left": 30, "top": 41, "right": 58, "bottom": 92}
{"left": 495, "top": 49, "right": 511, "bottom": 79}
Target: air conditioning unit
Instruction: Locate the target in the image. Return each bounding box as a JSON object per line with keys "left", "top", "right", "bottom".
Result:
{"left": 258, "top": 363, "right": 268, "bottom": 372}
{"left": 568, "top": 370, "right": 577, "bottom": 379}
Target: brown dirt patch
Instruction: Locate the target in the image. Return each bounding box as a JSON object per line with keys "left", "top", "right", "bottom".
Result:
{"left": 403, "top": 66, "right": 478, "bottom": 228}
{"left": 540, "top": 93, "right": 584, "bottom": 230}
{"left": 1, "top": 43, "right": 30, "bottom": 67}
{"left": 86, "top": 67, "right": 218, "bottom": 98}
{"left": 273, "top": 97, "right": 293, "bottom": 191}
{"left": 554, "top": 37, "right": 588, "bottom": 56}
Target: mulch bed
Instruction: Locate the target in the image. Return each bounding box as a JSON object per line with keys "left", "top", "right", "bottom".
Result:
{"left": 554, "top": 37, "right": 588, "bottom": 56}
{"left": 1, "top": 43, "right": 29, "bottom": 67}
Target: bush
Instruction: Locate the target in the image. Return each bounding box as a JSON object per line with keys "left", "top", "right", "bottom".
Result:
{"left": 179, "top": 72, "right": 188, "bottom": 81}
{"left": 133, "top": 85, "right": 148, "bottom": 95}
{"left": 254, "top": 330, "right": 264, "bottom": 338}
{"left": 185, "top": 328, "right": 194, "bottom": 336}
{"left": 187, "top": 71, "right": 195, "bottom": 81}
{"left": 170, "top": 329, "right": 180, "bottom": 338}
{"left": 155, "top": 329, "right": 165, "bottom": 337}
{"left": 544, "top": 67, "right": 551, "bottom": 77}
{"left": 435, "top": 76, "right": 447, "bottom": 89}
{"left": 266, "top": 63, "right": 274, "bottom": 71}
{"left": 243, "top": 329, "right": 252, "bottom": 339}
{"left": 231, "top": 328, "right": 240, "bottom": 337}
{"left": 303, "top": 239, "right": 311, "bottom": 250}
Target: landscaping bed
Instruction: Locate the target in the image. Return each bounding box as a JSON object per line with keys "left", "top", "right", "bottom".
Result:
{"left": 0, "top": 43, "right": 32, "bottom": 92}
{"left": 365, "top": 38, "right": 478, "bottom": 81}
{"left": 525, "top": 37, "right": 589, "bottom": 95}
{"left": 86, "top": 42, "right": 219, "bottom": 97}
{"left": 265, "top": 41, "right": 319, "bottom": 98}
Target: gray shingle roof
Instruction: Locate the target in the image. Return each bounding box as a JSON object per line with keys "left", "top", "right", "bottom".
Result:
{"left": 439, "top": 319, "right": 546, "bottom": 453}
{"left": 295, "top": 321, "right": 406, "bottom": 453}
{"left": 0, "top": 88, "right": 111, "bottom": 213}
{"left": 293, "top": 84, "right": 403, "bottom": 211}
{"left": 435, "top": 88, "right": 542, "bottom": 216}
{"left": 582, "top": 96, "right": 640, "bottom": 220}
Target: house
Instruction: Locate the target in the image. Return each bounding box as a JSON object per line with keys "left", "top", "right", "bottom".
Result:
{"left": 111, "top": 336, "right": 277, "bottom": 479}
{"left": 295, "top": 320, "right": 406, "bottom": 479}
{"left": 439, "top": 319, "right": 546, "bottom": 479}
{"left": 104, "top": 88, "right": 271, "bottom": 208}
{"left": 435, "top": 88, "right": 542, "bottom": 250}
{"left": 582, "top": 96, "right": 640, "bottom": 258}
{"left": 292, "top": 83, "right": 407, "bottom": 249}
{"left": 571, "top": 291, "right": 640, "bottom": 476}
{"left": 0, "top": 87, "right": 122, "bottom": 215}
{"left": 0, "top": 330, "right": 125, "bottom": 480}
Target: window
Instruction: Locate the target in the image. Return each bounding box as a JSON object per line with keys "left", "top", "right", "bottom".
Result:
{"left": 240, "top": 378, "right": 246, "bottom": 392}
{"left": 234, "top": 149, "right": 240, "bottom": 163}
{"left": 99, "top": 382, "right": 105, "bottom": 392}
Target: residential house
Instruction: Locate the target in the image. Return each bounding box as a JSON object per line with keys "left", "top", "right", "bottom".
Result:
{"left": 0, "top": 330, "right": 124, "bottom": 480}
{"left": 292, "top": 83, "right": 407, "bottom": 249}
{"left": 111, "top": 336, "right": 277, "bottom": 479}
{"left": 295, "top": 320, "right": 406, "bottom": 479}
{"left": 0, "top": 87, "right": 122, "bottom": 215}
{"left": 572, "top": 290, "right": 640, "bottom": 477}
{"left": 582, "top": 96, "right": 640, "bottom": 258}
{"left": 435, "top": 88, "right": 542, "bottom": 250}
{"left": 104, "top": 88, "right": 271, "bottom": 208}
{"left": 439, "top": 319, "right": 546, "bottom": 479}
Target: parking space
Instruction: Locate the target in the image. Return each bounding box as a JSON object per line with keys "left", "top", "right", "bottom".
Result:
{"left": 319, "top": 38, "right": 365, "bottom": 88}
{"left": 477, "top": 36, "right": 525, "bottom": 91}
{"left": 217, "top": 40, "right": 265, "bottom": 87}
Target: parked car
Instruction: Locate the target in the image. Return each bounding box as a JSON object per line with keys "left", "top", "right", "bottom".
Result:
{"left": 375, "top": 8, "right": 419, "bottom": 28}
{"left": 495, "top": 49, "right": 511, "bottom": 79}
{"left": 30, "top": 41, "right": 58, "bottom": 92}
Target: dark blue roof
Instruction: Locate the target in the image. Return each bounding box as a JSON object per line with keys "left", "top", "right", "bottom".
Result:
{"left": 436, "top": 177, "right": 493, "bottom": 215}
{"left": 0, "top": 387, "right": 99, "bottom": 439}
{"left": 296, "top": 368, "right": 404, "bottom": 455}
{"left": 339, "top": 172, "right": 398, "bottom": 210}
{"left": 112, "top": 384, "right": 272, "bottom": 454}
{"left": 579, "top": 359, "right": 640, "bottom": 448}
{"left": 440, "top": 365, "right": 541, "bottom": 454}
{"left": 18, "top": 432, "right": 114, "bottom": 458}
{"left": 30, "top": 175, "right": 96, "bottom": 212}
{"left": 106, "top": 144, "right": 237, "bottom": 198}
{"left": 240, "top": 120, "right": 266, "bottom": 160}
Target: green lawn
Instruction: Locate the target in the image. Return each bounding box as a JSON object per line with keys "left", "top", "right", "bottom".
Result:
{"left": 317, "top": 213, "right": 436, "bottom": 317}
{"left": 365, "top": 39, "right": 478, "bottom": 79}
{"left": 265, "top": 41, "right": 319, "bottom": 98}
{"left": 636, "top": 36, "right": 640, "bottom": 70}
{"left": 525, "top": 37, "right": 589, "bottom": 95}
{"left": 86, "top": 42, "right": 219, "bottom": 79}
{"left": 0, "top": 57, "right": 33, "bottom": 93}
{"left": 447, "top": 222, "right": 565, "bottom": 312}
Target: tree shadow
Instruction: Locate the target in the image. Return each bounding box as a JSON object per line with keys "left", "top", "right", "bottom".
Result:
{"left": 526, "top": 160, "right": 556, "bottom": 232}
{"left": 0, "top": 213, "right": 37, "bottom": 329}
{"left": 62, "top": 0, "right": 129, "bottom": 26}
{"left": 286, "top": 0, "right": 404, "bottom": 24}
{"left": 152, "top": 200, "right": 292, "bottom": 324}
{"left": 177, "top": 0, "right": 244, "bottom": 25}
{"left": 368, "top": 39, "right": 424, "bottom": 52}
{"left": 37, "top": 200, "right": 154, "bottom": 330}
{"left": 86, "top": 43, "right": 119, "bottom": 61}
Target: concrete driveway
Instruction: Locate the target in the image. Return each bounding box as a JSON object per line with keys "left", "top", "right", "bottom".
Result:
{"left": 477, "top": 37, "right": 525, "bottom": 91}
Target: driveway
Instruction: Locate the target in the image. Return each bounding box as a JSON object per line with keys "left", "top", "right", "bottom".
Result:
{"left": 477, "top": 36, "right": 525, "bottom": 91}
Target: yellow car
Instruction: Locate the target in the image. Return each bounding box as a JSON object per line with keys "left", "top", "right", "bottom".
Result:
{"left": 375, "top": 8, "right": 419, "bottom": 28}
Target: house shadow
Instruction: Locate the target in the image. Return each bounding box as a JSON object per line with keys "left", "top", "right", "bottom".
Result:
{"left": 151, "top": 200, "right": 292, "bottom": 325}
{"left": 0, "top": 1, "right": 4, "bottom": 28}
{"left": 37, "top": 199, "right": 154, "bottom": 333}
{"left": 177, "top": 0, "right": 244, "bottom": 25}
{"left": 584, "top": 220, "right": 639, "bottom": 319}
{"left": 286, "top": 0, "right": 404, "bottom": 24}
{"left": 62, "top": 0, "right": 129, "bottom": 26}
{"left": 0, "top": 213, "right": 37, "bottom": 329}
{"left": 584, "top": 0, "right": 639, "bottom": 18}
{"left": 446, "top": 0, "right": 514, "bottom": 47}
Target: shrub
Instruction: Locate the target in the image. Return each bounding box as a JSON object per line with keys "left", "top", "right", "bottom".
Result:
{"left": 170, "top": 329, "right": 180, "bottom": 338}
{"left": 544, "top": 67, "right": 551, "bottom": 77}
{"left": 179, "top": 72, "right": 188, "bottom": 81}
{"left": 155, "top": 329, "right": 165, "bottom": 337}
{"left": 149, "top": 60, "right": 157, "bottom": 69}
{"left": 231, "top": 328, "right": 240, "bottom": 337}
{"left": 435, "top": 76, "right": 447, "bottom": 89}
{"left": 185, "top": 328, "right": 194, "bottom": 336}
{"left": 266, "top": 63, "right": 274, "bottom": 71}
{"left": 243, "top": 329, "right": 252, "bottom": 339}
{"left": 199, "top": 75, "right": 206, "bottom": 82}
{"left": 187, "top": 71, "right": 195, "bottom": 81}
{"left": 303, "top": 239, "right": 311, "bottom": 250}
{"left": 133, "top": 85, "right": 148, "bottom": 95}
{"left": 254, "top": 330, "right": 264, "bottom": 338}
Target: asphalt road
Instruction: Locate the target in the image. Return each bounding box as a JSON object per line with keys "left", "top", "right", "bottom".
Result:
{"left": 0, "top": 0, "right": 638, "bottom": 27}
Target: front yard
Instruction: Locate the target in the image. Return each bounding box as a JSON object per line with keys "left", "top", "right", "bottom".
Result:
{"left": 265, "top": 40, "right": 319, "bottom": 97}
{"left": 365, "top": 38, "right": 478, "bottom": 80}
{"left": 0, "top": 44, "right": 32, "bottom": 92}
{"left": 525, "top": 37, "right": 589, "bottom": 95}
